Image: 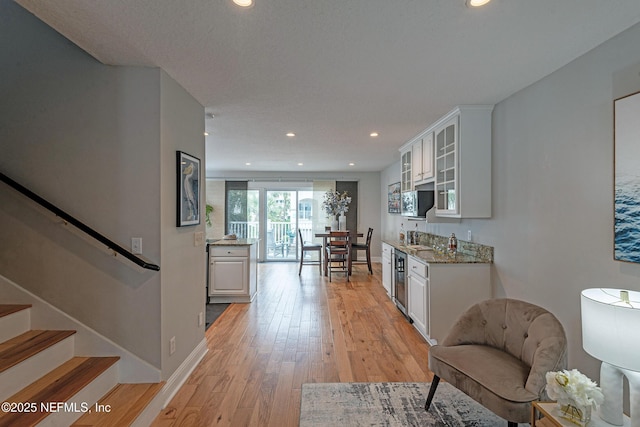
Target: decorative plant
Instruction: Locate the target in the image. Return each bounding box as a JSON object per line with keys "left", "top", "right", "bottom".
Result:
{"left": 205, "top": 204, "right": 214, "bottom": 227}
{"left": 545, "top": 369, "right": 604, "bottom": 416}
{"left": 321, "top": 190, "right": 351, "bottom": 217}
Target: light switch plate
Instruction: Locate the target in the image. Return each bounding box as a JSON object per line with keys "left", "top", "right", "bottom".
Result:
{"left": 131, "top": 237, "right": 142, "bottom": 254}
{"left": 194, "top": 231, "right": 204, "bottom": 246}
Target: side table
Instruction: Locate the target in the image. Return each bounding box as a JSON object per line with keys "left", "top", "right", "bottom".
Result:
{"left": 531, "top": 401, "right": 631, "bottom": 427}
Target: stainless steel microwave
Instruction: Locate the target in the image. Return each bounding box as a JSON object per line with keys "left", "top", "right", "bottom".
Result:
{"left": 401, "top": 190, "right": 435, "bottom": 217}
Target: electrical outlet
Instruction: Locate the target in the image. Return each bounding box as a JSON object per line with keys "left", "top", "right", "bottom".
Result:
{"left": 170, "top": 336, "right": 176, "bottom": 355}
{"left": 198, "top": 312, "right": 204, "bottom": 327}
{"left": 467, "top": 230, "right": 472, "bottom": 241}
{"left": 131, "top": 237, "right": 142, "bottom": 254}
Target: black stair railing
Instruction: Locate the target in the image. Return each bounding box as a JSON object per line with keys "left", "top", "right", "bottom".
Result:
{"left": 1, "top": 172, "right": 160, "bottom": 271}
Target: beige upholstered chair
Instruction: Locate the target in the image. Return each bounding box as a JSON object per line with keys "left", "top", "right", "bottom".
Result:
{"left": 425, "top": 298, "right": 567, "bottom": 427}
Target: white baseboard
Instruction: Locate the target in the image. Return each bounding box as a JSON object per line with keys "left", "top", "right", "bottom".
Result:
{"left": 161, "top": 338, "right": 208, "bottom": 407}
{"left": 132, "top": 338, "right": 208, "bottom": 427}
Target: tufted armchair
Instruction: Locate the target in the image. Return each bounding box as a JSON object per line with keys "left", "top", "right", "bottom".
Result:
{"left": 425, "top": 298, "right": 567, "bottom": 427}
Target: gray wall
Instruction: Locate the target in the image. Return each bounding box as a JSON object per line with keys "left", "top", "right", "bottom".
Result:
{"left": 0, "top": 1, "right": 205, "bottom": 378}
{"left": 160, "top": 73, "right": 207, "bottom": 377}
{"left": 380, "top": 22, "right": 640, "bottom": 381}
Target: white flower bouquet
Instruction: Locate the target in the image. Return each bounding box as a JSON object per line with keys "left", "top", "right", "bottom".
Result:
{"left": 322, "top": 190, "right": 351, "bottom": 217}
{"left": 545, "top": 369, "right": 604, "bottom": 425}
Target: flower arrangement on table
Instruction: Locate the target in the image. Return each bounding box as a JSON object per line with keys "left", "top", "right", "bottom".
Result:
{"left": 321, "top": 190, "right": 351, "bottom": 218}
{"left": 545, "top": 369, "right": 604, "bottom": 426}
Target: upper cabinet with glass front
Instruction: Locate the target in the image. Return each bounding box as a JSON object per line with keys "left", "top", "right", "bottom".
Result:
{"left": 433, "top": 105, "right": 493, "bottom": 218}
{"left": 400, "top": 149, "right": 412, "bottom": 192}
{"left": 399, "top": 130, "right": 434, "bottom": 191}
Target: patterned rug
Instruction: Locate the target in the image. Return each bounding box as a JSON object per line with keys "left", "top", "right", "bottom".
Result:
{"left": 299, "top": 382, "right": 509, "bottom": 426}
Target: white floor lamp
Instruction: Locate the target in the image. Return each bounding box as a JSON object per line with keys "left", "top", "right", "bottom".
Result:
{"left": 581, "top": 288, "right": 640, "bottom": 427}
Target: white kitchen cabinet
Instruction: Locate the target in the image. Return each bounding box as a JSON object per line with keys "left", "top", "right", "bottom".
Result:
{"left": 407, "top": 254, "right": 491, "bottom": 345}
{"left": 434, "top": 105, "right": 493, "bottom": 218}
{"left": 381, "top": 243, "right": 394, "bottom": 298}
{"left": 400, "top": 149, "right": 412, "bottom": 192}
{"left": 208, "top": 242, "right": 258, "bottom": 303}
{"left": 407, "top": 256, "right": 428, "bottom": 337}
{"left": 412, "top": 132, "right": 434, "bottom": 185}
{"left": 399, "top": 131, "right": 434, "bottom": 191}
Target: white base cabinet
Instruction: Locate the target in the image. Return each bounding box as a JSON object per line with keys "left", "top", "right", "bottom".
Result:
{"left": 407, "top": 257, "right": 428, "bottom": 337}
{"left": 407, "top": 255, "right": 490, "bottom": 345}
{"left": 208, "top": 243, "right": 258, "bottom": 303}
{"left": 381, "top": 243, "right": 394, "bottom": 298}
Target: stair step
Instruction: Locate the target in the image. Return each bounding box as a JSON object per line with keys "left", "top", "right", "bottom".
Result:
{"left": 0, "top": 304, "right": 31, "bottom": 318}
{"left": 0, "top": 305, "right": 31, "bottom": 344}
{"left": 0, "top": 356, "right": 120, "bottom": 427}
{"left": 0, "top": 330, "right": 77, "bottom": 401}
{"left": 72, "top": 382, "right": 164, "bottom": 426}
{"left": 0, "top": 329, "right": 76, "bottom": 373}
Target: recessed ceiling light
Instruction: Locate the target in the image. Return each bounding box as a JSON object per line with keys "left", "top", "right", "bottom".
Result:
{"left": 370, "top": 132, "right": 379, "bottom": 137}
{"left": 466, "top": 0, "right": 491, "bottom": 7}
{"left": 245, "top": 162, "right": 251, "bottom": 166}
{"left": 286, "top": 132, "right": 296, "bottom": 137}
{"left": 298, "top": 163, "right": 304, "bottom": 166}
{"left": 233, "top": 0, "right": 253, "bottom": 7}
{"left": 349, "top": 162, "right": 355, "bottom": 166}
{"left": 204, "top": 132, "right": 209, "bottom": 136}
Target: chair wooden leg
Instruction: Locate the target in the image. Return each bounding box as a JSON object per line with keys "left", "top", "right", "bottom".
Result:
{"left": 318, "top": 249, "right": 322, "bottom": 274}
{"left": 366, "top": 248, "right": 372, "bottom": 274}
{"left": 424, "top": 376, "right": 440, "bottom": 411}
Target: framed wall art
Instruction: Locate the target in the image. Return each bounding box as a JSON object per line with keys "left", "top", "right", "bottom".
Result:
{"left": 388, "top": 182, "right": 401, "bottom": 214}
{"left": 614, "top": 90, "right": 640, "bottom": 262}
{"left": 177, "top": 151, "right": 201, "bottom": 227}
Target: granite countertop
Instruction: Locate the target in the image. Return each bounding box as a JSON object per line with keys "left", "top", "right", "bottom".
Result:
{"left": 207, "top": 238, "right": 259, "bottom": 246}
{"left": 382, "top": 239, "right": 491, "bottom": 264}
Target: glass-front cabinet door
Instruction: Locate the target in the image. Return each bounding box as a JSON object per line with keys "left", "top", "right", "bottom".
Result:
{"left": 401, "top": 149, "right": 412, "bottom": 192}
{"left": 435, "top": 116, "right": 458, "bottom": 215}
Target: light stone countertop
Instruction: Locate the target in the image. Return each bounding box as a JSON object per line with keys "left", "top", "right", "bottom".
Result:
{"left": 382, "top": 240, "right": 491, "bottom": 264}
{"left": 207, "top": 238, "right": 259, "bottom": 246}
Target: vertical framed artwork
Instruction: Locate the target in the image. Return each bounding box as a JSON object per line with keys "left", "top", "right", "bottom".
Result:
{"left": 388, "top": 182, "right": 401, "bottom": 214}
{"left": 177, "top": 151, "right": 201, "bottom": 227}
{"left": 614, "top": 91, "right": 640, "bottom": 262}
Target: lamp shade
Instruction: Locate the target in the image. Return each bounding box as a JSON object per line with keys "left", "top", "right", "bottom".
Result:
{"left": 581, "top": 288, "right": 640, "bottom": 372}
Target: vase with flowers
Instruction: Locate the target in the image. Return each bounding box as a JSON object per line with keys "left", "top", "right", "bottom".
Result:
{"left": 545, "top": 369, "right": 604, "bottom": 426}
{"left": 322, "top": 190, "right": 351, "bottom": 231}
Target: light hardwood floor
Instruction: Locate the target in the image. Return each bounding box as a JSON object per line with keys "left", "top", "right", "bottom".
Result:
{"left": 151, "top": 262, "right": 434, "bottom": 427}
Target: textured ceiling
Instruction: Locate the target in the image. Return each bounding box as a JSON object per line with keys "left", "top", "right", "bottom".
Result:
{"left": 16, "top": 0, "right": 640, "bottom": 175}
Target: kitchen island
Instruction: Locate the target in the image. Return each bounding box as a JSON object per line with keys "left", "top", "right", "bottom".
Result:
{"left": 207, "top": 238, "right": 259, "bottom": 303}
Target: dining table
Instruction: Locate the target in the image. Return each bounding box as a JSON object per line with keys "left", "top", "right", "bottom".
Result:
{"left": 315, "top": 230, "right": 364, "bottom": 276}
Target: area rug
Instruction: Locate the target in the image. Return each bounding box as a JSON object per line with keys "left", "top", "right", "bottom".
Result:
{"left": 300, "top": 382, "right": 509, "bottom": 426}
{"left": 205, "top": 303, "right": 230, "bottom": 330}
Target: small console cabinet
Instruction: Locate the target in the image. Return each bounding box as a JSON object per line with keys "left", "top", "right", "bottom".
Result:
{"left": 207, "top": 241, "right": 258, "bottom": 303}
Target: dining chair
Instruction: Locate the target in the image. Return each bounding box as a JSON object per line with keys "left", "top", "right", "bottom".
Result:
{"left": 325, "top": 231, "right": 351, "bottom": 282}
{"left": 298, "top": 229, "right": 322, "bottom": 275}
{"left": 351, "top": 227, "right": 373, "bottom": 274}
